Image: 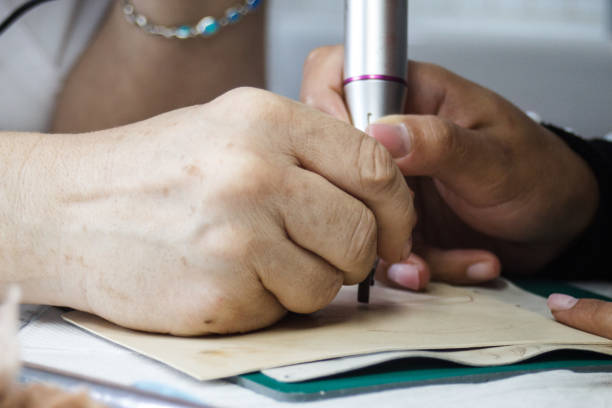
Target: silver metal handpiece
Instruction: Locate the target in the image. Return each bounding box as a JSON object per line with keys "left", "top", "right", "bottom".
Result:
{"left": 344, "top": 0, "right": 408, "bottom": 132}
{"left": 344, "top": 0, "right": 408, "bottom": 303}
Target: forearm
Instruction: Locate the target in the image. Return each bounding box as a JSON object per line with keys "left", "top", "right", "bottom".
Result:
{"left": 51, "top": 0, "right": 265, "bottom": 133}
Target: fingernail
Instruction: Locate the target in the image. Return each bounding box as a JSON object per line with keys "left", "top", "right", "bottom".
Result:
{"left": 401, "top": 237, "right": 413, "bottom": 260}
{"left": 387, "top": 263, "right": 420, "bottom": 290}
{"left": 366, "top": 123, "right": 412, "bottom": 158}
{"left": 466, "top": 262, "right": 496, "bottom": 281}
{"left": 547, "top": 293, "right": 578, "bottom": 312}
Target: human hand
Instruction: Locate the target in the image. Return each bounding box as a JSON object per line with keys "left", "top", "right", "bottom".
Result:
{"left": 301, "top": 45, "right": 599, "bottom": 290}
{"left": 548, "top": 294, "right": 612, "bottom": 339}
{"left": 6, "top": 88, "right": 414, "bottom": 335}
{"left": 0, "top": 287, "right": 19, "bottom": 401}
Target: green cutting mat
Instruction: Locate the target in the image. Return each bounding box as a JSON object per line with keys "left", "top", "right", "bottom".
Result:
{"left": 233, "top": 280, "right": 612, "bottom": 402}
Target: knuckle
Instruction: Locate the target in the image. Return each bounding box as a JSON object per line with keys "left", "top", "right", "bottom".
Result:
{"left": 422, "top": 61, "right": 447, "bottom": 76}
{"left": 215, "top": 87, "right": 287, "bottom": 123}
{"left": 357, "top": 136, "right": 398, "bottom": 194}
{"left": 410, "top": 206, "right": 418, "bottom": 229}
{"left": 218, "top": 86, "right": 265, "bottom": 103}
{"left": 343, "top": 206, "right": 377, "bottom": 280}
{"left": 425, "top": 115, "right": 452, "bottom": 147}
{"left": 221, "top": 153, "right": 280, "bottom": 200}
{"left": 228, "top": 230, "right": 260, "bottom": 261}
{"left": 424, "top": 116, "right": 462, "bottom": 163}
{"left": 591, "top": 300, "right": 612, "bottom": 328}
{"left": 397, "top": 198, "right": 417, "bottom": 238}
{"left": 203, "top": 226, "right": 259, "bottom": 263}
{"left": 482, "top": 89, "right": 511, "bottom": 120}
{"left": 303, "top": 45, "right": 338, "bottom": 69}
{"left": 418, "top": 62, "right": 454, "bottom": 83}
{"left": 303, "top": 47, "right": 325, "bottom": 70}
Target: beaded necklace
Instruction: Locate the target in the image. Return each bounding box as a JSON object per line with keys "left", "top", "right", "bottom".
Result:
{"left": 121, "top": 0, "right": 261, "bottom": 39}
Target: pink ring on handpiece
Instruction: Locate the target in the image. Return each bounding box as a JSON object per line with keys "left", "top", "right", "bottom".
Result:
{"left": 343, "top": 74, "right": 407, "bottom": 87}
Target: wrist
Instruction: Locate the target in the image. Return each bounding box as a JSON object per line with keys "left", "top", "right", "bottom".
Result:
{"left": 535, "top": 126, "right": 599, "bottom": 252}
{"left": 531, "top": 124, "right": 609, "bottom": 279}
{"left": 0, "top": 132, "right": 90, "bottom": 311}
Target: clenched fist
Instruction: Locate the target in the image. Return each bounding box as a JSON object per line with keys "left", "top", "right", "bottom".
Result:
{"left": 0, "top": 88, "right": 415, "bottom": 335}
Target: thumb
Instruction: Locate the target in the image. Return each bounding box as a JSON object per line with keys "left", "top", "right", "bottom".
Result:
{"left": 366, "top": 116, "right": 508, "bottom": 203}
{"left": 547, "top": 294, "right": 612, "bottom": 339}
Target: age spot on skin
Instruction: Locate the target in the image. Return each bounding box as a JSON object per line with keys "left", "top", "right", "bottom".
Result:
{"left": 183, "top": 164, "right": 203, "bottom": 178}
{"left": 78, "top": 256, "right": 87, "bottom": 268}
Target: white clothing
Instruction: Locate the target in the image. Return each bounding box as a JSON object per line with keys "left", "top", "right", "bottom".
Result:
{"left": 0, "top": 0, "right": 109, "bottom": 131}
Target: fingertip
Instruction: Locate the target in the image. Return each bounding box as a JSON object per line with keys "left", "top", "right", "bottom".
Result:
{"left": 386, "top": 263, "right": 419, "bottom": 290}
{"left": 465, "top": 259, "right": 500, "bottom": 282}
{"left": 386, "top": 258, "right": 429, "bottom": 291}
{"left": 367, "top": 120, "right": 413, "bottom": 159}
{"left": 547, "top": 293, "right": 579, "bottom": 312}
{"left": 547, "top": 298, "right": 612, "bottom": 339}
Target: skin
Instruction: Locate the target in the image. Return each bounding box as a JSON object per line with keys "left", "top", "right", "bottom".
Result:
{"left": 52, "top": 0, "right": 265, "bottom": 132}
{"left": 300, "top": 45, "right": 611, "bottom": 339}
{"left": 5, "top": 1, "right": 415, "bottom": 337}
{"left": 547, "top": 294, "right": 612, "bottom": 339}
{"left": 1, "top": 88, "right": 415, "bottom": 335}
{"left": 0, "top": 287, "right": 19, "bottom": 400}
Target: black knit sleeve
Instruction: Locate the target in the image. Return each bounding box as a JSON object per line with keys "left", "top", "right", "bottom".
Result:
{"left": 538, "top": 124, "right": 612, "bottom": 280}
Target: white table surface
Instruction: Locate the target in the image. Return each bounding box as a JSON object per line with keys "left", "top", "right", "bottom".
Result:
{"left": 17, "top": 281, "right": 612, "bottom": 408}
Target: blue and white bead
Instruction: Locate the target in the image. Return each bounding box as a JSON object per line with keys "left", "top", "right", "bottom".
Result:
{"left": 175, "top": 25, "right": 192, "bottom": 39}
{"left": 197, "top": 16, "right": 219, "bottom": 36}
{"left": 246, "top": 0, "right": 260, "bottom": 10}
{"left": 225, "top": 8, "right": 241, "bottom": 24}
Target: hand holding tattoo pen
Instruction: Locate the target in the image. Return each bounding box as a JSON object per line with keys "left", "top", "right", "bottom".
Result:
{"left": 343, "top": 0, "right": 408, "bottom": 303}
